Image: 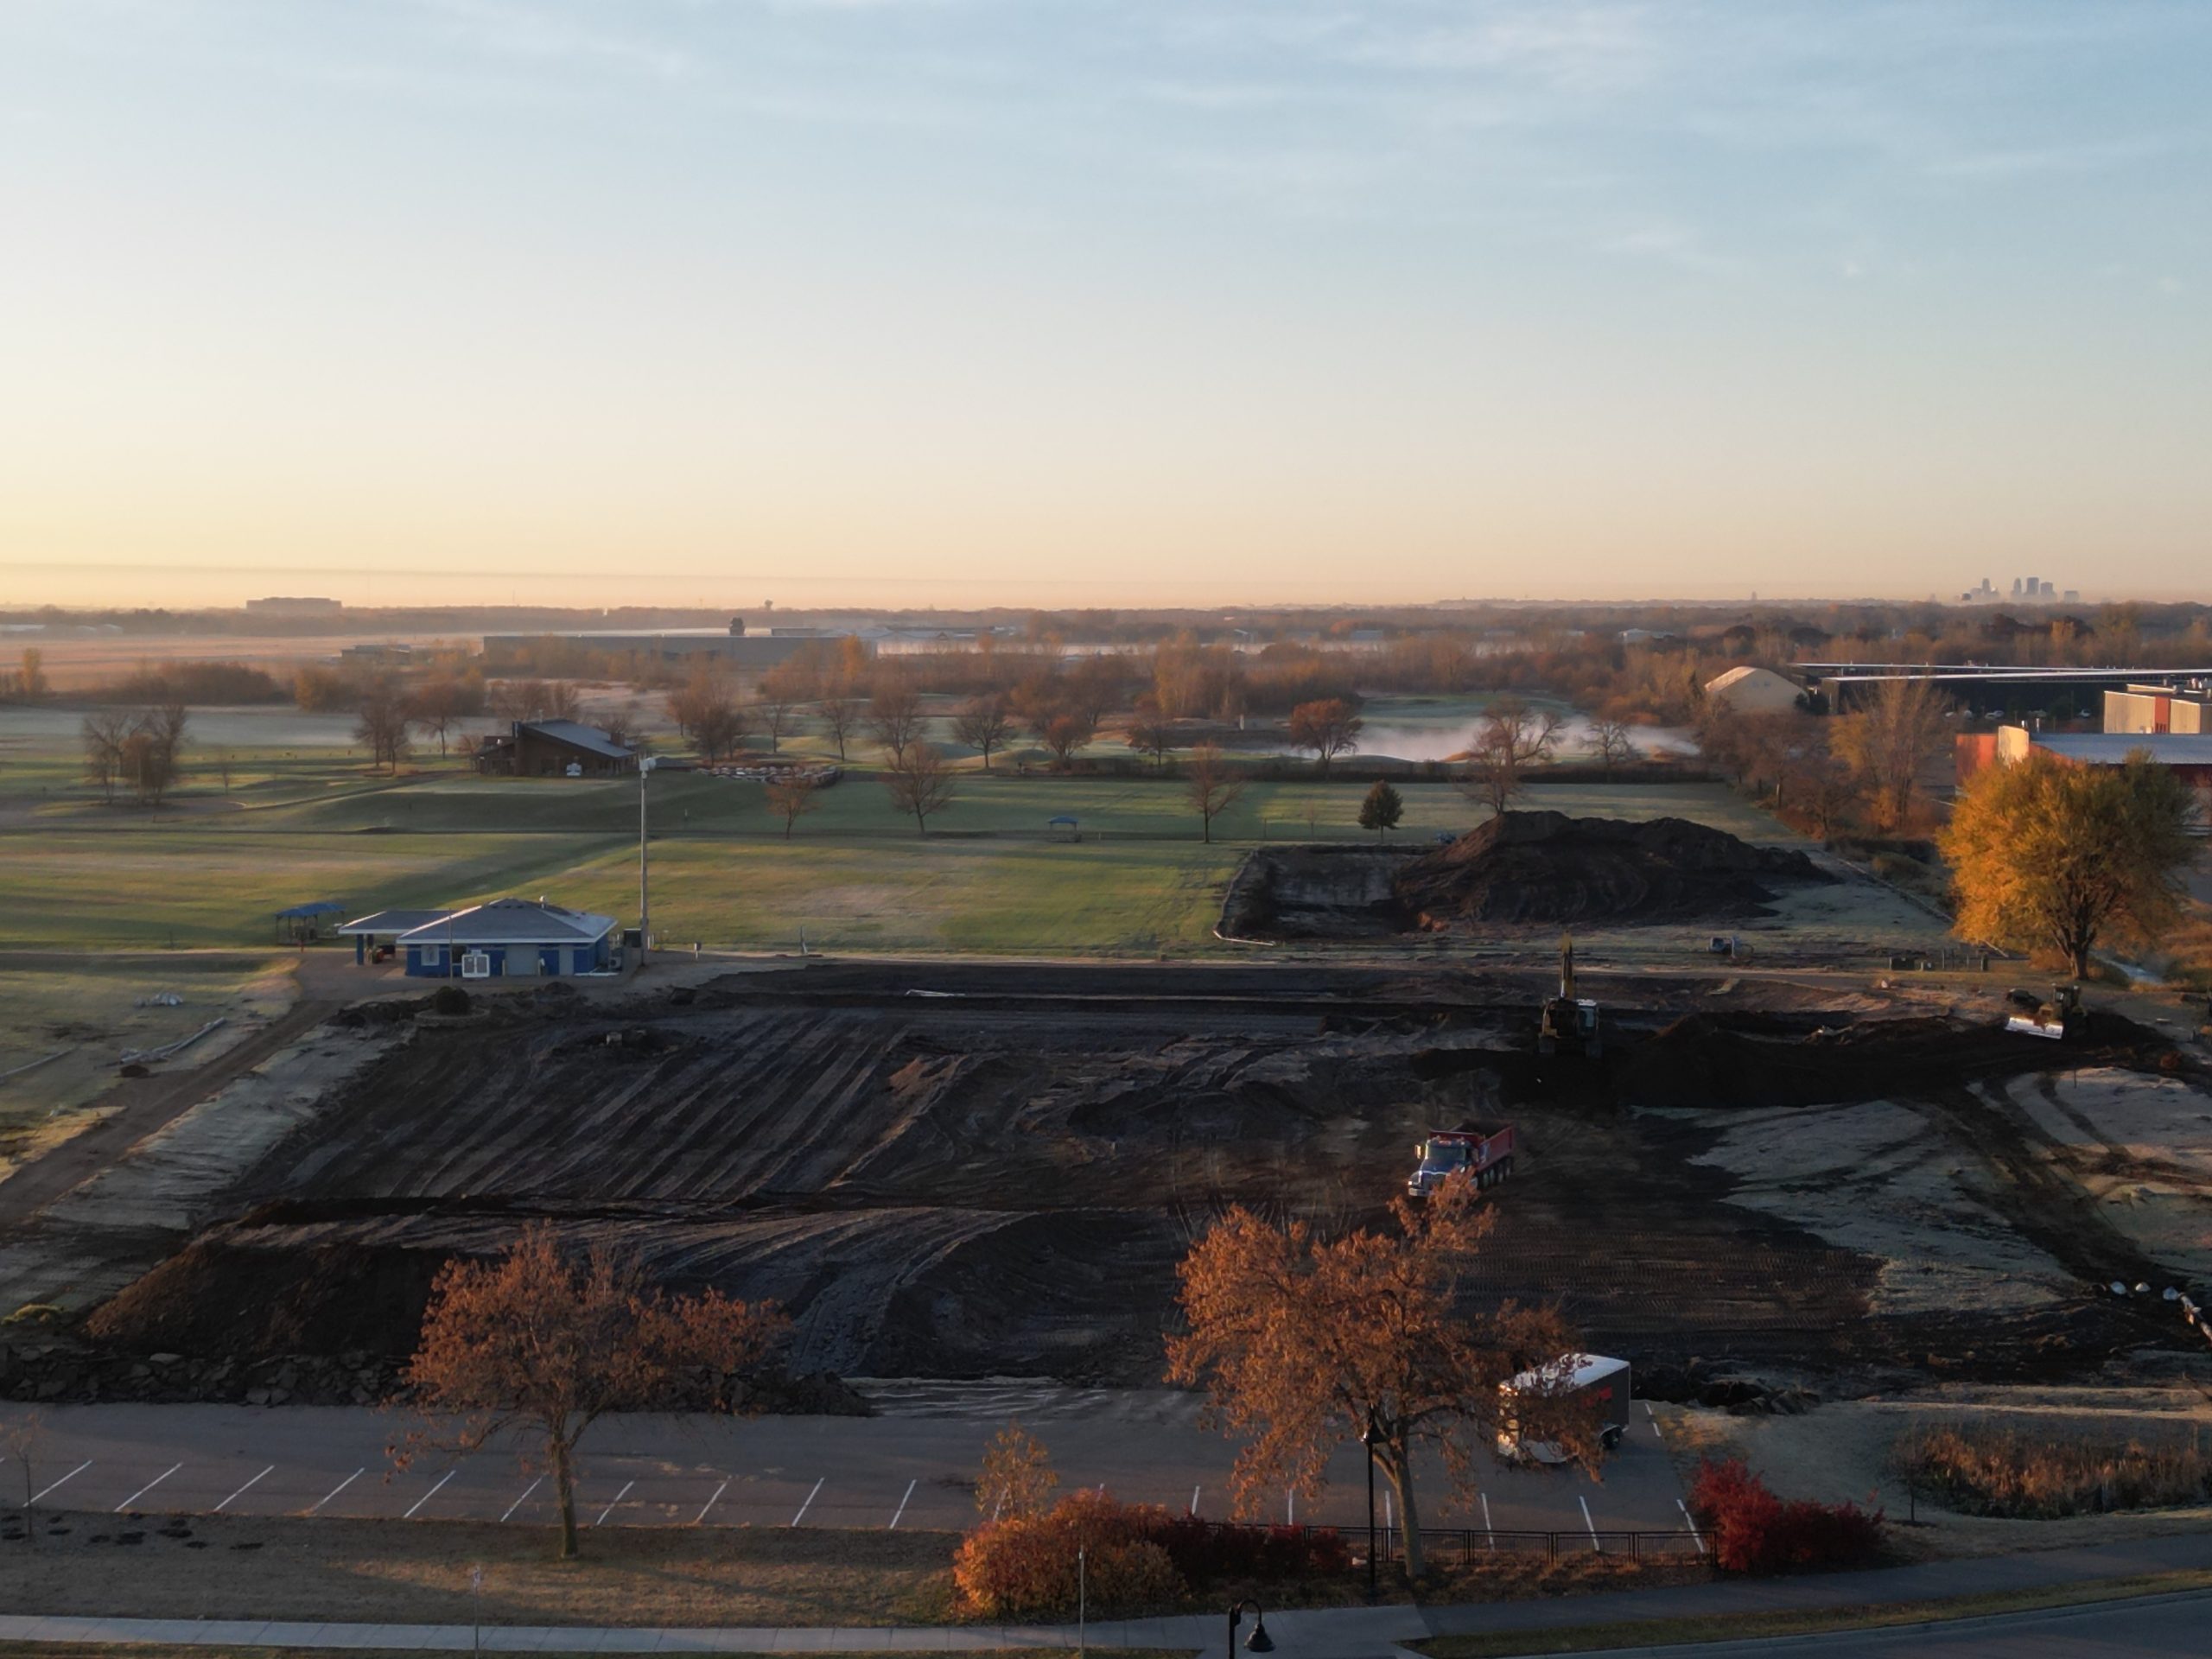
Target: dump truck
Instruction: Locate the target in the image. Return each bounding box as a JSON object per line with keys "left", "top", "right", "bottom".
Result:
{"left": 1496, "top": 1352, "right": 1632, "bottom": 1464}
{"left": 2006, "top": 982, "right": 2083, "bottom": 1040}
{"left": 1537, "top": 936, "right": 1602, "bottom": 1058}
{"left": 1407, "top": 1123, "right": 1515, "bottom": 1198}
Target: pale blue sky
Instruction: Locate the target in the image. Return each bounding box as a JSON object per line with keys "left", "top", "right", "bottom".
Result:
{"left": 2, "top": 1, "right": 2206, "bottom": 607}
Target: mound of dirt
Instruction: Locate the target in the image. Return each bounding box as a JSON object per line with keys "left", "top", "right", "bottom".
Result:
{"left": 1395, "top": 811, "right": 1826, "bottom": 929}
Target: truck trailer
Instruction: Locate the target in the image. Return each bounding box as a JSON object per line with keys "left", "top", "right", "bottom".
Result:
{"left": 1496, "top": 1352, "right": 1631, "bottom": 1464}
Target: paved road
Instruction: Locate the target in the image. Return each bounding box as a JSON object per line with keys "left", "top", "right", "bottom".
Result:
{"left": 0, "top": 1398, "right": 1697, "bottom": 1547}
{"left": 1622, "top": 1590, "right": 2212, "bottom": 1656}
{"left": 5, "top": 1571, "right": 2212, "bottom": 1656}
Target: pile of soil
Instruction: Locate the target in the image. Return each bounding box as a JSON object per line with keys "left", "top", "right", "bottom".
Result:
{"left": 1396, "top": 811, "right": 1826, "bottom": 929}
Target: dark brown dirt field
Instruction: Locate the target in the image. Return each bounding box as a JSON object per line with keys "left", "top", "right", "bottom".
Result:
{"left": 61, "top": 960, "right": 2205, "bottom": 1402}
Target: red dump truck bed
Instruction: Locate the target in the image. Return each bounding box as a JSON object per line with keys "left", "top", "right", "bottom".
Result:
{"left": 1407, "top": 1124, "right": 1516, "bottom": 1197}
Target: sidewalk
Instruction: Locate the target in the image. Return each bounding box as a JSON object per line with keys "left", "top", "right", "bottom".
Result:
{"left": 8, "top": 1529, "right": 2212, "bottom": 1657}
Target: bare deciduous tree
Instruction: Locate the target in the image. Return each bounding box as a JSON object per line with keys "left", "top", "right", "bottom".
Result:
{"left": 818, "top": 696, "right": 863, "bottom": 762}
{"left": 691, "top": 700, "right": 752, "bottom": 763}
{"left": 883, "top": 741, "right": 957, "bottom": 834}
{"left": 1834, "top": 677, "right": 1953, "bottom": 831}
{"left": 410, "top": 676, "right": 469, "bottom": 756}
{"left": 868, "top": 676, "right": 927, "bottom": 766}
{"left": 764, "top": 772, "right": 821, "bottom": 839}
{"left": 1124, "top": 699, "right": 1174, "bottom": 772}
{"left": 354, "top": 684, "right": 412, "bottom": 772}
{"left": 1185, "top": 743, "right": 1246, "bottom": 844}
{"left": 80, "top": 709, "right": 131, "bottom": 802}
{"left": 1460, "top": 700, "right": 1563, "bottom": 817}
{"left": 1287, "top": 698, "right": 1363, "bottom": 773}
{"left": 1040, "top": 712, "right": 1096, "bottom": 771}
{"left": 754, "top": 696, "right": 798, "bottom": 754}
{"left": 5, "top": 1412, "right": 46, "bottom": 1547}
{"left": 950, "top": 696, "right": 1013, "bottom": 771}
{"left": 1582, "top": 718, "right": 1636, "bottom": 779}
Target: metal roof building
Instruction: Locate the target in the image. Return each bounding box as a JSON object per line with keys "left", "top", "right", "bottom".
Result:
{"left": 389, "top": 898, "right": 621, "bottom": 980}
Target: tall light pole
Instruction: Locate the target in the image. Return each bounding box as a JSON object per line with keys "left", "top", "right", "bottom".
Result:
{"left": 1362, "top": 1415, "right": 1379, "bottom": 1601}
{"left": 637, "top": 756, "right": 656, "bottom": 969}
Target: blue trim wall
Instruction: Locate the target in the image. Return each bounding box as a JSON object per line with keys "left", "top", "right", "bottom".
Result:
{"left": 403, "top": 935, "right": 613, "bottom": 978}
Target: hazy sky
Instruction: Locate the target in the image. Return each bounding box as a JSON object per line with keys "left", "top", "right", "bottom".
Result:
{"left": 2, "top": 1, "right": 2207, "bottom": 610}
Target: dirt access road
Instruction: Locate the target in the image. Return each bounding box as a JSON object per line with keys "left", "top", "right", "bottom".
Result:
{"left": 0, "top": 990, "right": 334, "bottom": 1232}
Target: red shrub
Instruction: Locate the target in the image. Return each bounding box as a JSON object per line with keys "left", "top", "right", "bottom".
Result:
{"left": 954, "top": 1490, "right": 1185, "bottom": 1616}
{"left": 954, "top": 1491, "right": 1353, "bottom": 1615}
{"left": 1689, "top": 1457, "right": 1883, "bottom": 1575}
{"left": 1147, "top": 1512, "right": 1352, "bottom": 1580}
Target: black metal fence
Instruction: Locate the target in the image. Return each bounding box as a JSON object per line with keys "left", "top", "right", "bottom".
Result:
{"left": 1374, "top": 1526, "right": 1710, "bottom": 1566}
{"left": 1192, "top": 1519, "right": 1709, "bottom": 1567}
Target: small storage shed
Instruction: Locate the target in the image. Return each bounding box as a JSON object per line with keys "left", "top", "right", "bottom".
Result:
{"left": 395, "top": 897, "right": 620, "bottom": 979}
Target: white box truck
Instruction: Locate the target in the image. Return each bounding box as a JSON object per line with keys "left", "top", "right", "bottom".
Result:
{"left": 1496, "top": 1352, "right": 1631, "bottom": 1464}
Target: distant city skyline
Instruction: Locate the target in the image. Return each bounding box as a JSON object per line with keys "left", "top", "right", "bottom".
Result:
{"left": 2, "top": 2, "right": 2207, "bottom": 609}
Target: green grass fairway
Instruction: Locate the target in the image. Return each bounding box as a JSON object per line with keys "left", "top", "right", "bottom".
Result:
{"left": 0, "top": 830, "right": 624, "bottom": 949}
{"left": 550, "top": 836, "right": 1244, "bottom": 956}
{"left": 0, "top": 738, "right": 1796, "bottom": 954}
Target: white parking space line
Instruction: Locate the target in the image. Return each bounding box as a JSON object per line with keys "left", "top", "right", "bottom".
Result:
{"left": 32, "top": 1460, "right": 91, "bottom": 1503}
{"left": 694, "top": 1478, "right": 728, "bottom": 1526}
{"left": 305, "top": 1469, "right": 362, "bottom": 1516}
{"left": 214, "top": 1465, "right": 275, "bottom": 1513}
{"left": 304, "top": 1468, "right": 362, "bottom": 1515}
{"left": 404, "top": 1469, "right": 456, "bottom": 1519}
{"left": 1677, "top": 1496, "right": 1707, "bottom": 1555}
{"left": 500, "top": 1478, "right": 543, "bottom": 1523}
{"left": 114, "top": 1463, "right": 183, "bottom": 1513}
{"left": 1189, "top": 1484, "right": 1200, "bottom": 1516}
{"left": 1286, "top": 1489, "right": 1295, "bottom": 1525}
{"left": 1384, "top": 1489, "right": 1393, "bottom": 1532}
{"left": 1579, "top": 1494, "right": 1601, "bottom": 1551}
{"left": 790, "top": 1477, "right": 823, "bottom": 1527}
{"left": 888, "top": 1478, "right": 917, "bottom": 1530}
{"left": 1478, "top": 1491, "right": 1493, "bottom": 1551}
{"left": 593, "top": 1480, "right": 633, "bottom": 1528}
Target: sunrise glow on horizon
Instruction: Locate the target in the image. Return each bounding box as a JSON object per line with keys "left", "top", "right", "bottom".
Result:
{"left": 2, "top": 1, "right": 2207, "bottom": 611}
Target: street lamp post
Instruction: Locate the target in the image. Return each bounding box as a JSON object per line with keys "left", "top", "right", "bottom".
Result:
{"left": 1362, "top": 1415, "right": 1379, "bottom": 1600}
{"left": 1227, "top": 1599, "right": 1273, "bottom": 1656}
{"left": 637, "top": 756, "right": 656, "bottom": 969}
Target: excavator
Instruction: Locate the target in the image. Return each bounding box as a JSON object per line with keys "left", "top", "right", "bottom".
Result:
{"left": 2006, "top": 982, "right": 2084, "bottom": 1041}
{"left": 1536, "top": 936, "right": 1602, "bottom": 1058}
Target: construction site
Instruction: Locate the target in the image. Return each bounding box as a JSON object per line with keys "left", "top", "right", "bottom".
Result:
{"left": 7, "top": 843, "right": 2212, "bottom": 1419}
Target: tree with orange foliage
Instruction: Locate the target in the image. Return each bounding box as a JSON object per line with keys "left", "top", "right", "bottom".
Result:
{"left": 974, "top": 1419, "right": 1059, "bottom": 1522}
{"left": 1167, "top": 1177, "right": 1596, "bottom": 1580}
{"left": 402, "top": 1224, "right": 785, "bottom": 1560}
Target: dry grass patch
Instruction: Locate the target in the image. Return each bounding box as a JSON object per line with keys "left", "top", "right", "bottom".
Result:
{"left": 3, "top": 1513, "right": 959, "bottom": 1626}
{"left": 1412, "top": 1568, "right": 2212, "bottom": 1657}
{"left": 1897, "top": 1421, "right": 2212, "bottom": 1519}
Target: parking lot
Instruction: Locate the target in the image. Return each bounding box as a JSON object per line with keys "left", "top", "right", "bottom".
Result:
{"left": 1, "top": 1401, "right": 1700, "bottom": 1549}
